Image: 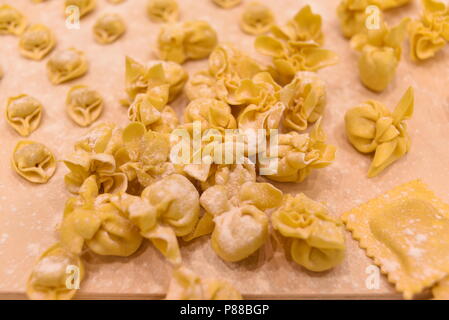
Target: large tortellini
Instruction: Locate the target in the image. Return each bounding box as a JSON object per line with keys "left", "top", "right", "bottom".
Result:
{"left": 350, "top": 18, "right": 409, "bottom": 92}
{"left": 157, "top": 20, "right": 218, "bottom": 64}
{"left": 65, "top": 0, "right": 96, "bottom": 18}
{"left": 12, "top": 140, "right": 56, "bottom": 184}
{"left": 147, "top": 0, "right": 179, "bottom": 23}
{"left": 27, "top": 243, "right": 84, "bottom": 300}
{"left": 19, "top": 24, "right": 56, "bottom": 60}
{"left": 0, "top": 4, "right": 27, "bottom": 35}
{"left": 47, "top": 48, "right": 88, "bottom": 85}
{"left": 66, "top": 85, "right": 104, "bottom": 127}
{"left": 240, "top": 2, "right": 275, "bottom": 36}
{"left": 272, "top": 193, "right": 346, "bottom": 272}
{"left": 93, "top": 13, "right": 126, "bottom": 44}
{"left": 344, "top": 87, "right": 414, "bottom": 177}
{"left": 6, "top": 94, "right": 43, "bottom": 137}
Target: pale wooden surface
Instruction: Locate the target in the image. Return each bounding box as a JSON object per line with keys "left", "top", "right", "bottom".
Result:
{"left": 0, "top": 0, "right": 448, "bottom": 299}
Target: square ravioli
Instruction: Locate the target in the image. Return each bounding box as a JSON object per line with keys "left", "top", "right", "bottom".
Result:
{"left": 342, "top": 180, "right": 449, "bottom": 299}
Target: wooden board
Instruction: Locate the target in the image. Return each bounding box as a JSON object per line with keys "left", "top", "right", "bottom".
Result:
{"left": 0, "top": 0, "right": 448, "bottom": 299}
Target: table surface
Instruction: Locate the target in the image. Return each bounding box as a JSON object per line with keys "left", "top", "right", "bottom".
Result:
{"left": 0, "top": 0, "right": 448, "bottom": 299}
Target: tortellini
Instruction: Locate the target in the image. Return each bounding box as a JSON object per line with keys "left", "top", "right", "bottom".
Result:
{"left": 93, "top": 13, "right": 126, "bottom": 44}
{"left": 125, "top": 57, "right": 188, "bottom": 104}
{"left": 240, "top": 2, "right": 275, "bottom": 36}
{"left": 19, "top": 24, "right": 56, "bottom": 60}
{"left": 6, "top": 94, "right": 43, "bottom": 137}
{"left": 212, "top": 0, "right": 242, "bottom": 9}
{"left": 372, "top": 0, "right": 411, "bottom": 10}
{"left": 65, "top": 0, "right": 96, "bottom": 18}
{"left": 271, "top": 193, "right": 345, "bottom": 272}
{"left": 108, "top": 0, "right": 125, "bottom": 3}
{"left": 261, "top": 119, "right": 336, "bottom": 183}
{"left": 344, "top": 87, "right": 414, "bottom": 177}
{"left": 184, "top": 70, "right": 218, "bottom": 101}
{"left": 350, "top": 18, "right": 409, "bottom": 92}
{"left": 281, "top": 71, "right": 326, "bottom": 132}
{"left": 147, "top": 0, "right": 179, "bottom": 23}
{"left": 27, "top": 243, "right": 84, "bottom": 300}
{"left": 337, "top": 0, "right": 373, "bottom": 39}
{"left": 12, "top": 140, "right": 56, "bottom": 184}
{"left": 47, "top": 48, "right": 88, "bottom": 85}
{"left": 157, "top": 20, "right": 218, "bottom": 64}
{"left": 0, "top": 4, "right": 27, "bottom": 35}
{"left": 66, "top": 85, "right": 104, "bottom": 127}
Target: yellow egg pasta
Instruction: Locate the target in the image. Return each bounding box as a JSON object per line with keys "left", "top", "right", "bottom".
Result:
{"left": 433, "top": 276, "right": 449, "bottom": 300}
{"left": 0, "top": 4, "right": 27, "bottom": 35}
{"left": 337, "top": 0, "right": 372, "bottom": 39}
{"left": 66, "top": 85, "right": 104, "bottom": 127}
{"left": 6, "top": 94, "right": 43, "bottom": 137}
{"left": 93, "top": 13, "right": 126, "bottom": 44}
{"left": 108, "top": 0, "right": 125, "bottom": 3}
{"left": 212, "top": 0, "right": 242, "bottom": 9}
{"left": 240, "top": 2, "right": 275, "bottom": 36}
{"left": 47, "top": 48, "right": 88, "bottom": 85}
{"left": 12, "top": 140, "right": 56, "bottom": 184}
{"left": 147, "top": 0, "right": 179, "bottom": 23}
{"left": 65, "top": 0, "right": 96, "bottom": 18}
{"left": 19, "top": 24, "right": 56, "bottom": 60}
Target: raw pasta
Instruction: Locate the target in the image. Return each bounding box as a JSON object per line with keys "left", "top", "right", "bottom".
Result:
{"left": 19, "top": 24, "right": 56, "bottom": 60}
{"left": 212, "top": 0, "right": 242, "bottom": 9}
{"left": 147, "top": 0, "right": 179, "bottom": 23}
{"left": 12, "top": 140, "right": 56, "bottom": 184}
{"left": 344, "top": 87, "right": 414, "bottom": 177}
{"left": 47, "top": 48, "right": 88, "bottom": 85}
{"left": 0, "top": 4, "right": 27, "bottom": 35}
{"left": 433, "top": 276, "right": 449, "bottom": 300}
{"left": 240, "top": 2, "right": 275, "bottom": 36}
{"left": 272, "top": 193, "right": 345, "bottom": 272}
{"left": 65, "top": 0, "right": 96, "bottom": 18}
{"left": 93, "top": 13, "right": 126, "bottom": 44}
{"left": 6, "top": 94, "right": 43, "bottom": 137}
{"left": 107, "top": 0, "right": 125, "bottom": 3}
{"left": 66, "top": 85, "right": 104, "bottom": 127}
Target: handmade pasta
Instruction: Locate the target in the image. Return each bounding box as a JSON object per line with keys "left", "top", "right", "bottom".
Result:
{"left": 66, "top": 85, "right": 104, "bottom": 127}
{"left": 65, "top": 0, "right": 96, "bottom": 18}
{"left": 433, "top": 276, "right": 449, "bottom": 300}
{"left": 272, "top": 193, "right": 345, "bottom": 272}
{"left": 12, "top": 140, "right": 56, "bottom": 184}
{"left": 93, "top": 13, "right": 126, "bottom": 44}
{"left": 342, "top": 180, "right": 449, "bottom": 299}
{"left": 108, "top": 0, "right": 125, "bottom": 3}
{"left": 147, "top": 0, "right": 179, "bottom": 23}
{"left": 212, "top": 0, "right": 242, "bottom": 9}
{"left": 337, "top": 0, "right": 372, "bottom": 39}
{"left": 6, "top": 94, "right": 43, "bottom": 137}
{"left": 240, "top": 2, "right": 275, "bottom": 36}
{"left": 0, "top": 4, "right": 27, "bottom": 35}
{"left": 47, "top": 48, "right": 88, "bottom": 85}
{"left": 344, "top": 87, "right": 414, "bottom": 177}
{"left": 27, "top": 243, "right": 84, "bottom": 300}
{"left": 19, "top": 24, "right": 55, "bottom": 60}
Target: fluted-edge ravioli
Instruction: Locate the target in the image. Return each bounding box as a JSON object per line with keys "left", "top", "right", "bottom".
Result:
{"left": 0, "top": 4, "right": 27, "bottom": 35}
{"left": 6, "top": 94, "right": 43, "bottom": 137}
{"left": 47, "top": 48, "right": 88, "bottom": 85}
{"left": 19, "top": 24, "right": 56, "bottom": 60}
{"left": 147, "top": 0, "right": 179, "bottom": 23}
{"left": 240, "top": 2, "right": 275, "bottom": 36}
{"left": 65, "top": 0, "right": 96, "bottom": 18}
{"left": 93, "top": 13, "right": 126, "bottom": 44}
{"left": 12, "top": 140, "right": 56, "bottom": 184}
{"left": 66, "top": 85, "right": 104, "bottom": 127}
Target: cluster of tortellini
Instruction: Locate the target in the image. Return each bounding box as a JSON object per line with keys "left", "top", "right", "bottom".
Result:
{"left": 157, "top": 20, "right": 218, "bottom": 64}
{"left": 345, "top": 87, "right": 414, "bottom": 177}
{"left": 409, "top": 0, "right": 449, "bottom": 61}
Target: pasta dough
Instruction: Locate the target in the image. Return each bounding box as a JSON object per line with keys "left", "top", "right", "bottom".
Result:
{"left": 19, "top": 24, "right": 56, "bottom": 60}
{"left": 240, "top": 2, "right": 275, "bottom": 36}
{"left": 65, "top": 0, "right": 96, "bottom": 18}
{"left": 212, "top": 0, "right": 242, "bottom": 9}
{"left": 433, "top": 276, "right": 449, "bottom": 300}
{"left": 147, "top": 0, "right": 179, "bottom": 23}
{"left": 6, "top": 94, "right": 43, "bottom": 137}
{"left": 342, "top": 180, "right": 449, "bottom": 299}
{"left": 344, "top": 87, "right": 414, "bottom": 177}
{"left": 93, "top": 13, "right": 126, "bottom": 44}
{"left": 12, "top": 140, "right": 56, "bottom": 184}
{"left": 272, "top": 193, "right": 345, "bottom": 272}
{"left": 0, "top": 4, "right": 27, "bottom": 35}
{"left": 66, "top": 85, "right": 104, "bottom": 127}
{"left": 47, "top": 48, "right": 88, "bottom": 85}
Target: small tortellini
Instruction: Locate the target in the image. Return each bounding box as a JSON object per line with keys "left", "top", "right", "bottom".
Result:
{"left": 337, "top": 0, "right": 372, "bottom": 39}
{"left": 27, "top": 243, "right": 84, "bottom": 300}
{"left": 6, "top": 94, "right": 43, "bottom": 137}
{"left": 65, "top": 0, "right": 96, "bottom": 18}
{"left": 47, "top": 48, "right": 88, "bottom": 85}
{"left": 344, "top": 87, "right": 414, "bottom": 177}
{"left": 66, "top": 85, "right": 104, "bottom": 127}
{"left": 19, "top": 24, "right": 56, "bottom": 60}
{"left": 147, "top": 0, "right": 179, "bottom": 23}
{"left": 271, "top": 193, "right": 345, "bottom": 272}
{"left": 93, "top": 13, "right": 126, "bottom": 44}
{"left": 240, "top": 2, "right": 275, "bottom": 36}
{"left": 157, "top": 20, "right": 218, "bottom": 64}
{"left": 212, "top": 0, "right": 242, "bottom": 9}
{"left": 0, "top": 4, "right": 27, "bottom": 35}
{"left": 12, "top": 140, "right": 56, "bottom": 184}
